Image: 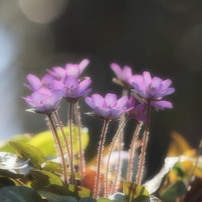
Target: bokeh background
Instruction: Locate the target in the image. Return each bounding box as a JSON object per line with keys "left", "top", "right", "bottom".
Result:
{"left": 0, "top": 0, "right": 202, "bottom": 179}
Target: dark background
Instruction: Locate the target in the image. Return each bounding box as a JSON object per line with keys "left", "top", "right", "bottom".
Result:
{"left": 0, "top": 0, "right": 202, "bottom": 179}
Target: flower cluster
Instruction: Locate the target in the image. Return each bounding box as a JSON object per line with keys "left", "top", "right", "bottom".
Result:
{"left": 22, "top": 60, "right": 175, "bottom": 200}
{"left": 23, "top": 60, "right": 175, "bottom": 119}
{"left": 110, "top": 63, "right": 175, "bottom": 112}
{"left": 23, "top": 59, "right": 92, "bottom": 113}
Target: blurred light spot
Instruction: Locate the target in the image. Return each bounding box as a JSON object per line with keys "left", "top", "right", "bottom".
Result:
{"left": 156, "top": 0, "right": 199, "bottom": 13}
{"left": 19, "top": 0, "right": 67, "bottom": 24}
{"left": 176, "top": 24, "right": 202, "bottom": 71}
{"left": 0, "top": 29, "right": 16, "bottom": 73}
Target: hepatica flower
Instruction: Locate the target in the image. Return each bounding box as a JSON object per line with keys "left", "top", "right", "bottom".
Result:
{"left": 23, "top": 88, "right": 64, "bottom": 114}
{"left": 85, "top": 93, "right": 132, "bottom": 119}
{"left": 131, "top": 71, "right": 175, "bottom": 110}
{"left": 54, "top": 77, "right": 92, "bottom": 103}
{"left": 24, "top": 74, "right": 54, "bottom": 91}
{"left": 110, "top": 63, "right": 134, "bottom": 88}
{"left": 127, "top": 96, "right": 147, "bottom": 122}
{"left": 48, "top": 59, "right": 89, "bottom": 80}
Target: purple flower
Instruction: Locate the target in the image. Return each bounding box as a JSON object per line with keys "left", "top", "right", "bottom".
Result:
{"left": 47, "top": 59, "right": 89, "bottom": 80}
{"left": 110, "top": 63, "right": 134, "bottom": 88}
{"left": 23, "top": 88, "right": 64, "bottom": 114}
{"left": 130, "top": 71, "right": 175, "bottom": 110}
{"left": 85, "top": 93, "right": 132, "bottom": 119}
{"left": 24, "top": 74, "right": 54, "bottom": 91}
{"left": 54, "top": 77, "right": 92, "bottom": 103}
{"left": 127, "top": 96, "right": 147, "bottom": 122}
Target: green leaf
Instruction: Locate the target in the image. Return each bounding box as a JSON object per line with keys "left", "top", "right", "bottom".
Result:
{"left": 44, "top": 184, "right": 92, "bottom": 198}
{"left": 28, "top": 127, "right": 89, "bottom": 158}
{"left": 42, "top": 161, "right": 62, "bottom": 174}
{"left": 97, "top": 198, "right": 113, "bottom": 202}
{"left": 0, "top": 177, "right": 15, "bottom": 188}
{"left": 30, "top": 169, "right": 63, "bottom": 190}
{"left": 132, "top": 195, "right": 161, "bottom": 202}
{"left": 28, "top": 130, "right": 56, "bottom": 157}
{"left": 0, "top": 169, "right": 24, "bottom": 179}
{"left": 0, "top": 186, "right": 43, "bottom": 202}
{"left": 0, "top": 135, "right": 31, "bottom": 154}
{"left": 77, "top": 186, "right": 92, "bottom": 198}
{"left": 123, "top": 182, "right": 149, "bottom": 199}
{"left": 172, "top": 162, "right": 185, "bottom": 180}
{"left": 79, "top": 197, "right": 96, "bottom": 202}
{"left": 9, "top": 141, "right": 46, "bottom": 168}
{"left": 39, "top": 190, "right": 78, "bottom": 202}
{"left": 47, "top": 184, "right": 77, "bottom": 196}
{"left": 132, "top": 195, "right": 150, "bottom": 202}
{"left": 160, "top": 181, "right": 186, "bottom": 202}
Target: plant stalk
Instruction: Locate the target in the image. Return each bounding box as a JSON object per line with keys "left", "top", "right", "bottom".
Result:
{"left": 106, "top": 118, "right": 128, "bottom": 196}
{"left": 136, "top": 103, "right": 151, "bottom": 185}
{"left": 53, "top": 111, "right": 75, "bottom": 183}
{"left": 74, "top": 102, "right": 85, "bottom": 182}
{"left": 94, "top": 119, "right": 110, "bottom": 199}
{"left": 109, "top": 88, "right": 129, "bottom": 194}
{"left": 68, "top": 103, "right": 76, "bottom": 184}
{"left": 127, "top": 121, "right": 143, "bottom": 181}
{"left": 47, "top": 113, "right": 68, "bottom": 185}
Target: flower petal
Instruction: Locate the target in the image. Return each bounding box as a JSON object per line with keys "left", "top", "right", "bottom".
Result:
{"left": 65, "top": 64, "right": 80, "bottom": 78}
{"left": 130, "top": 75, "right": 144, "bottom": 92}
{"left": 150, "top": 77, "right": 162, "bottom": 89}
{"left": 159, "top": 88, "right": 175, "bottom": 97}
{"left": 92, "top": 94, "right": 104, "bottom": 107}
{"left": 31, "top": 92, "right": 46, "bottom": 104}
{"left": 77, "top": 88, "right": 92, "bottom": 97}
{"left": 78, "top": 78, "right": 92, "bottom": 94}
{"left": 122, "top": 66, "right": 133, "bottom": 80}
{"left": 52, "top": 80, "right": 65, "bottom": 90}
{"left": 25, "top": 74, "right": 42, "bottom": 91}
{"left": 161, "top": 79, "right": 172, "bottom": 89}
{"left": 41, "top": 74, "right": 54, "bottom": 86}
{"left": 151, "top": 100, "right": 173, "bottom": 110}
{"left": 94, "top": 107, "right": 111, "bottom": 118}
{"left": 85, "top": 97, "right": 95, "bottom": 109}
{"left": 143, "top": 71, "right": 152, "bottom": 86}
{"left": 48, "top": 67, "right": 66, "bottom": 80}
{"left": 117, "top": 96, "right": 128, "bottom": 108}
{"left": 79, "top": 59, "right": 90, "bottom": 73}
{"left": 104, "top": 93, "right": 117, "bottom": 107}
{"left": 110, "top": 108, "right": 122, "bottom": 118}
{"left": 44, "top": 90, "right": 64, "bottom": 110}
{"left": 110, "top": 63, "right": 122, "bottom": 79}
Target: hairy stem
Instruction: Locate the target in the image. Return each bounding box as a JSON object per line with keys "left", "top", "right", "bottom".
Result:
{"left": 53, "top": 111, "right": 75, "bottom": 183}
{"left": 127, "top": 121, "right": 143, "bottom": 181}
{"left": 109, "top": 88, "right": 129, "bottom": 194}
{"left": 47, "top": 113, "right": 68, "bottom": 185}
{"left": 105, "top": 118, "right": 128, "bottom": 197}
{"left": 94, "top": 119, "right": 110, "bottom": 199}
{"left": 111, "top": 128, "right": 122, "bottom": 193}
{"left": 74, "top": 102, "right": 85, "bottom": 183}
{"left": 136, "top": 103, "right": 151, "bottom": 185}
{"left": 68, "top": 103, "right": 76, "bottom": 184}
